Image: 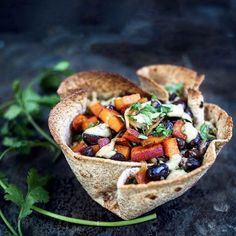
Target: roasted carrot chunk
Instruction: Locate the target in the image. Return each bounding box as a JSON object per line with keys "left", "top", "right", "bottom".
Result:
{"left": 135, "top": 165, "right": 148, "bottom": 184}
{"left": 91, "top": 144, "right": 100, "bottom": 154}
{"left": 141, "top": 136, "right": 167, "bottom": 147}
{"left": 115, "top": 94, "right": 141, "bottom": 110}
{"left": 122, "top": 128, "right": 141, "bottom": 143}
{"left": 163, "top": 138, "right": 180, "bottom": 158}
{"left": 131, "top": 144, "right": 164, "bottom": 162}
{"left": 89, "top": 102, "right": 104, "bottom": 116}
{"left": 72, "top": 141, "right": 87, "bottom": 152}
{"left": 172, "top": 120, "right": 187, "bottom": 140}
{"left": 71, "top": 114, "right": 87, "bottom": 131}
{"left": 99, "top": 108, "right": 124, "bottom": 132}
{"left": 82, "top": 116, "right": 98, "bottom": 131}
{"left": 115, "top": 137, "right": 131, "bottom": 147}
{"left": 115, "top": 145, "right": 130, "bottom": 160}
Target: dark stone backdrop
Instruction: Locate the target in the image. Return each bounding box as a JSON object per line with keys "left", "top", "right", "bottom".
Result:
{"left": 0, "top": 0, "right": 235, "bottom": 235}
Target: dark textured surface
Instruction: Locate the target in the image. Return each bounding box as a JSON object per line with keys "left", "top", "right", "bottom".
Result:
{"left": 0, "top": 1, "right": 236, "bottom": 235}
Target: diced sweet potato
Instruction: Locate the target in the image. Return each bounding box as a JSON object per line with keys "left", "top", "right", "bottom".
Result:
{"left": 135, "top": 165, "right": 148, "bottom": 184}
{"left": 99, "top": 108, "right": 124, "bottom": 132}
{"left": 115, "top": 137, "right": 131, "bottom": 147}
{"left": 91, "top": 144, "right": 100, "bottom": 154}
{"left": 82, "top": 116, "right": 98, "bottom": 131}
{"left": 131, "top": 144, "right": 164, "bottom": 162}
{"left": 172, "top": 120, "right": 187, "bottom": 140}
{"left": 163, "top": 138, "right": 180, "bottom": 158}
{"left": 115, "top": 145, "right": 130, "bottom": 160}
{"left": 71, "top": 114, "right": 87, "bottom": 131}
{"left": 122, "top": 128, "right": 141, "bottom": 143}
{"left": 115, "top": 94, "right": 141, "bottom": 110}
{"left": 89, "top": 102, "right": 104, "bottom": 116}
{"left": 72, "top": 141, "right": 87, "bottom": 152}
{"left": 141, "top": 136, "right": 167, "bottom": 147}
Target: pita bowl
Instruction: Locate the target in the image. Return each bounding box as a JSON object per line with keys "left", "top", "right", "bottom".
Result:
{"left": 48, "top": 67, "right": 232, "bottom": 220}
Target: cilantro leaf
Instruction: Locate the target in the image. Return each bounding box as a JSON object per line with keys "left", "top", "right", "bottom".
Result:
{"left": 151, "top": 95, "right": 157, "bottom": 100}
{"left": 140, "top": 104, "right": 156, "bottom": 114}
{"left": 153, "top": 123, "right": 172, "bottom": 137}
{"left": 130, "top": 102, "right": 141, "bottom": 110}
{"left": 4, "top": 184, "right": 24, "bottom": 207}
{"left": 3, "top": 104, "right": 22, "bottom": 120}
{"left": 165, "top": 83, "right": 184, "bottom": 95}
{"left": 200, "top": 123, "right": 216, "bottom": 141}
{"left": 157, "top": 105, "right": 172, "bottom": 118}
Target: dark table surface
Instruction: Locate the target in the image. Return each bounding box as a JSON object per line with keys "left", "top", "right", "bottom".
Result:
{"left": 0, "top": 1, "right": 236, "bottom": 235}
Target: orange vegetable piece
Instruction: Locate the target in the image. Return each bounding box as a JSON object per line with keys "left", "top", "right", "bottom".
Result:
{"left": 172, "top": 120, "right": 187, "bottom": 140}
{"left": 82, "top": 116, "right": 98, "bottom": 131}
{"left": 115, "top": 145, "right": 130, "bottom": 160}
{"left": 163, "top": 138, "right": 180, "bottom": 158}
{"left": 131, "top": 144, "right": 164, "bottom": 162}
{"left": 135, "top": 164, "right": 148, "bottom": 184}
{"left": 115, "top": 137, "right": 131, "bottom": 147}
{"left": 138, "top": 97, "right": 148, "bottom": 104}
{"left": 72, "top": 141, "right": 87, "bottom": 152}
{"left": 115, "top": 94, "right": 141, "bottom": 110}
{"left": 122, "top": 128, "right": 141, "bottom": 143}
{"left": 91, "top": 144, "right": 100, "bottom": 154}
{"left": 99, "top": 108, "right": 124, "bottom": 132}
{"left": 71, "top": 114, "right": 87, "bottom": 131}
{"left": 89, "top": 102, "right": 104, "bottom": 116}
{"left": 141, "top": 135, "right": 167, "bottom": 147}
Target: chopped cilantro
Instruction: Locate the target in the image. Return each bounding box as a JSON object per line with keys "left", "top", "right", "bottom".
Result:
{"left": 153, "top": 123, "right": 172, "bottom": 137}
{"left": 157, "top": 105, "right": 172, "bottom": 118}
{"left": 200, "top": 123, "right": 216, "bottom": 141}
{"left": 130, "top": 102, "right": 141, "bottom": 110}
{"left": 151, "top": 95, "right": 157, "bottom": 100}
{"left": 138, "top": 134, "right": 148, "bottom": 139}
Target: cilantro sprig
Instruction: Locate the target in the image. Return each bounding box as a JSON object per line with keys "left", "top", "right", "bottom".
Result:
{"left": 0, "top": 169, "right": 50, "bottom": 236}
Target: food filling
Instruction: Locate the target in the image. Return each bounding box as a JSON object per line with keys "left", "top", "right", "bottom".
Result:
{"left": 70, "top": 83, "right": 216, "bottom": 184}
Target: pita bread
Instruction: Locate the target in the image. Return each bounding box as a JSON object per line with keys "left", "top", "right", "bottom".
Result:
{"left": 137, "top": 64, "right": 205, "bottom": 101}
{"left": 48, "top": 68, "right": 232, "bottom": 220}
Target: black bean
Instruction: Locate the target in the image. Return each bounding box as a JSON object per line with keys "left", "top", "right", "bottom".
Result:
{"left": 184, "top": 148, "right": 201, "bottom": 160}
{"left": 162, "top": 120, "right": 173, "bottom": 130}
{"left": 199, "top": 141, "right": 210, "bottom": 155}
{"left": 199, "top": 101, "right": 204, "bottom": 108}
{"left": 106, "top": 104, "right": 115, "bottom": 110}
{"left": 83, "top": 133, "right": 100, "bottom": 145}
{"left": 185, "top": 157, "right": 201, "bottom": 171}
{"left": 173, "top": 98, "right": 187, "bottom": 110}
{"left": 176, "top": 137, "right": 187, "bottom": 150}
{"left": 188, "top": 134, "right": 202, "bottom": 148}
{"left": 146, "top": 163, "right": 169, "bottom": 181}
{"left": 184, "top": 107, "right": 193, "bottom": 118}
{"left": 111, "top": 153, "right": 126, "bottom": 161}
{"left": 151, "top": 100, "right": 162, "bottom": 109}
{"left": 80, "top": 146, "right": 94, "bottom": 157}
{"left": 169, "top": 93, "right": 177, "bottom": 101}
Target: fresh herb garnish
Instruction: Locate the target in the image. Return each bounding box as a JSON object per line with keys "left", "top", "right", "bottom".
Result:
{"left": 165, "top": 83, "right": 184, "bottom": 95}
{"left": 153, "top": 123, "right": 172, "bottom": 137}
{"left": 130, "top": 102, "right": 141, "bottom": 111}
{"left": 157, "top": 105, "right": 172, "bottom": 118}
{"left": 200, "top": 123, "right": 216, "bottom": 141}
{"left": 151, "top": 95, "right": 157, "bottom": 100}
{"left": 0, "top": 169, "right": 50, "bottom": 236}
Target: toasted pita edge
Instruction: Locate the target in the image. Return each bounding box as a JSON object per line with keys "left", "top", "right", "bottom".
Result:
{"left": 57, "top": 70, "right": 149, "bottom": 99}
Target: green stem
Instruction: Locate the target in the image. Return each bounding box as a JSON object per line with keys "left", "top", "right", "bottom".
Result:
{"left": 24, "top": 111, "right": 58, "bottom": 149}
{"left": 0, "top": 208, "right": 18, "bottom": 236}
{"left": 17, "top": 219, "right": 23, "bottom": 236}
{"left": 32, "top": 206, "right": 157, "bottom": 227}
{"left": 0, "top": 147, "right": 15, "bottom": 161}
